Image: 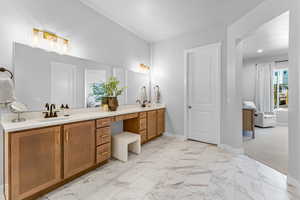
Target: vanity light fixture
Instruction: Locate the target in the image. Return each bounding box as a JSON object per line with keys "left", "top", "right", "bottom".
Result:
{"left": 32, "top": 28, "right": 69, "bottom": 54}
{"left": 140, "top": 64, "right": 150, "bottom": 71}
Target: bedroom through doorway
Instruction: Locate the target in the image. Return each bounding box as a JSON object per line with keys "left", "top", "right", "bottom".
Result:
{"left": 241, "top": 12, "right": 289, "bottom": 174}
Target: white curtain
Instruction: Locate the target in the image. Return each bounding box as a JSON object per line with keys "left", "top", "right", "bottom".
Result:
{"left": 255, "top": 63, "right": 274, "bottom": 112}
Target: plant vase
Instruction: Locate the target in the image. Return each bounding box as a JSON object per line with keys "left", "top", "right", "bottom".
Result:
{"left": 108, "top": 97, "right": 119, "bottom": 111}
{"left": 101, "top": 97, "right": 109, "bottom": 105}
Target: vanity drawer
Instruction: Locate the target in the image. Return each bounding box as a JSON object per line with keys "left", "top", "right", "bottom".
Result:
{"left": 96, "top": 143, "right": 111, "bottom": 163}
{"left": 115, "top": 113, "right": 138, "bottom": 121}
{"left": 96, "top": 117, "right": 113, "bottom": 128}
{"left": 140, "top": 130, "right": 147, "bottom": 144}
{"left": 139, "top": 118, "right": 147, "bottom": 130}
{"left": 96, "top": 127, "right": 111, "bottom": 146}
{"left": 139, "top": 112, "right": 147, "bottom": 119}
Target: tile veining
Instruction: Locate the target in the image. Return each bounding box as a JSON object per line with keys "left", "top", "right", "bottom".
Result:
{"left": 34, "top": 136, "right": 298, "bottom": 200}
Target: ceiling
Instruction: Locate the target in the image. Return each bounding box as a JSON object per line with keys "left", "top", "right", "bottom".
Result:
{"left": 80, "top": 0, "right": 265, "bottom": 42}
{"left": 242, "top": 12, "right": 289, "bottom": 60}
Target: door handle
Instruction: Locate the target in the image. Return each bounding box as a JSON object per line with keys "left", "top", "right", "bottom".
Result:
{"left": 188, "top": 106, "right": 192, "bottom": 109}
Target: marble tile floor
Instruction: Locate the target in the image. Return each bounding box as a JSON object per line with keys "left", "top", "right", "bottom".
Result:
{"left": 33, "top": 136, "right": 299, "bottom": 200}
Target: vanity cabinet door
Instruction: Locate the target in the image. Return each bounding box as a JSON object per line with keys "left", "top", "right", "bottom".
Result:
{"left": 10, "top": 126, "right": 62, "bottom": 200}
{"left": 63, "top": 121, "right": 95, "bottom": 179}
{"left": 157, "top": 109, "right": 165, "bottom": 136}
{"left": 147, "top": 111, "right": 157, "bottom": 140}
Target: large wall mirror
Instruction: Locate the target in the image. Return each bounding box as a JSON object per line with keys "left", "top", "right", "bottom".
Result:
{"left": 13, "top": 43, "right": 150, "bottom": 111}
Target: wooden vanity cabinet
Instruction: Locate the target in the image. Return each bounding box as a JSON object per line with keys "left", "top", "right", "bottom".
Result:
{"left": 124, "top": 110, "right": 165, "bottom": 143}
{"left": 123, "top": 112, "right": 148, "bottom": 144}
{"left": 5, "top": 108, "right": 165, "bottom": 200}
{"left": 63, "top": 121, "right": 95, "bottom": 179}
{"left": 147, "top": 111, "right": 158, "bottom": 140}
{"left": 95, "top": 118, "right": 112, "bottom": 164}
{"left": 9, "top": 126, "right": 62, "bottom": 200}
{"left": 157, "top": 109, "right": 165, "bottom": 136}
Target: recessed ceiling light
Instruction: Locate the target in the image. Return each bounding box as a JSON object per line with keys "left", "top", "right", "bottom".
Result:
{"left": 257, "top": 49, "right": 263, "bottom": 53}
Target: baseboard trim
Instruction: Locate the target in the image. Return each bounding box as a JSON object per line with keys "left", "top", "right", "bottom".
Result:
{"left": 218, "top": 144, "right": 244, "bottom": 154}
{"left": 163, "top": 132, "right": 186, "bottom": 140}
{"left": 287, "top": 175, "right": 300, "bottom": 195}
{"left": 276, "top": 122, "right": 288, "bottom": 127}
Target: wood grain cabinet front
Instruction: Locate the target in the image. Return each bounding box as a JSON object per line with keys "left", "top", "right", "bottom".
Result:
{"left": 139, "top": 118, "right": 147, "bottom": 130}
{"left": 63, "top": 121, "right": 95, "bottom": 179}
{"left": 157, "top": 109, "right": 165, "bottom": 136}
{"left": 96, "top": 143, "right": 111, "bottom": 164}
{"left": 10, "top": 126, "right": 62, "bottom": 200}
{"left": 147, "top": 111, "right": 157, "bottom": 140}
{"left": 96, "top": 117, "right": 113, "bottom": 128}
{"left": 5, "top": 108, "right": 166, "bottom": 200}
{"left": 96, "top": 127, "right": 111, "bottom": 146}
{"left": 115, "top": 113, "right": 138, "bottom": 121}
{"left": 140, "top": 130, "right": 147, "bottom": 144}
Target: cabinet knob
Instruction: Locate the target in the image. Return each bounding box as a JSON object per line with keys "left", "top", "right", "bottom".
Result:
{"left": 188, "top": 106, "right": 192, "bottom": 109}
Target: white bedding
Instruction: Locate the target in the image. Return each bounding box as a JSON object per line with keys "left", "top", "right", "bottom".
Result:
{"left": 243, "top": 101, "right": 256, "bottom": 110}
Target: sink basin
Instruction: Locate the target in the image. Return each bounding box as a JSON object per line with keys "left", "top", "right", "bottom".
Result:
{"left": 36, "top": 116, "right": 71, "bottom": 123}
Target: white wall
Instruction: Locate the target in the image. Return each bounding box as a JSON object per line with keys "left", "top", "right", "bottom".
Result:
{"left": 225, "top": 0, "right": 288, "bottom": 149}
{"left": 0, "top": 0, "right": 150, "bottom": 186}
{"left": 241, "top": 62, "right": 256, "bottom": 101}
{"left": 241, "top": 54, "right": 288, "bottom": 102}
{"left": 226, "top": 0, "right": 300, "bottom": 190}
{"left": 288, "top": 0, "right": 300, "bottom": 188}
{"left": 152, "top": 25, "right": 227, "bottom": 137}
{"left": 0, "top": 0, "right": 150, "bottom": 71}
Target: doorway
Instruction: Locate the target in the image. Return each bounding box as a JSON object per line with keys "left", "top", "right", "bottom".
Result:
{"left": 240, "top": 12, "right": 289, "bottom": 174}
{"left": 184, "top": 43, "right": 221, "bottom": 145}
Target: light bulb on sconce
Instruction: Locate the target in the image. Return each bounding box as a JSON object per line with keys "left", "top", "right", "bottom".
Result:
{"left": 32, "top": 28, "right": 70, "bottom": 54}
{"left": 139, "top": 64, "right": 150, "bottom": 73}
{"left": 50, "top": 39, "right": 55, "bottom": 49}
{"left": 62, "top": 39, "right": 69, "bottom": 53}
{"left": 32, "top": 28, "right": 40, "bottom": 46}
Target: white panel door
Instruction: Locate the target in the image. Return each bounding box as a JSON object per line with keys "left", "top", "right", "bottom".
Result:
{"left": 51, "top": 62, "right": 77, "bottom": 108}
{"left": 187, "top": 43, "right": 221, "bottom": 144}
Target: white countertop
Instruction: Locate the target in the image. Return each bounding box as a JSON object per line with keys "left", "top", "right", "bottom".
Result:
{"left": 1, "top": 104, "right": 165, "bottom": 133}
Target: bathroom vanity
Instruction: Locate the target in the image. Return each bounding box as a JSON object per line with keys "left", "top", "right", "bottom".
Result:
{"left": 1, "top": 42, "right": 163, "bottom": 200}
{"left": 1, "top": 105, "right": 165, "bottom": 200}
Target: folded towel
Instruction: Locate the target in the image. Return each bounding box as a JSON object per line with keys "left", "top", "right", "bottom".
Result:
{"left": 0, "top": 77, "right": 16, "bottom": 104}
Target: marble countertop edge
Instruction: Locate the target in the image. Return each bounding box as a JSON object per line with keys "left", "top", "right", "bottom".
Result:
{"left": 1, "top": 104, "right": 166, "bottom": 133}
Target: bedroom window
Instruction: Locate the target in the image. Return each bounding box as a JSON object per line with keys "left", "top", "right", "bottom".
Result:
{"left": 273, "top": 68, "right": 288, "bottom": 109}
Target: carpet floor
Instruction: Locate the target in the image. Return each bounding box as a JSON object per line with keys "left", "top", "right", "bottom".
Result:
{"left": 243, "top": 126, "right": 288, "bottom": 174}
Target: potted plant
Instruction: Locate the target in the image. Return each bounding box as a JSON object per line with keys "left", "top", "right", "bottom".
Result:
{"left": 102, "top": 77, "right": 125, "bottom": 111}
